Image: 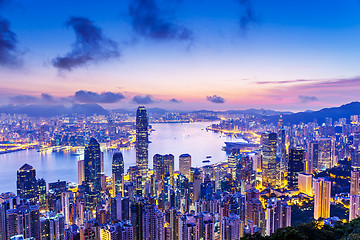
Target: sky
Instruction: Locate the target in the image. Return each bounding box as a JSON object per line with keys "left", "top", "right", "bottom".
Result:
{"left": 1, "top": 0, "right": 360, "bottom": 112}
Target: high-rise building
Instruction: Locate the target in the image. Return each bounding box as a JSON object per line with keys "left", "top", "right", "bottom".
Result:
{"left": 40, "top": 212, "right": 65, "bottom": 240}
{"left": 193, "top": 168, "right": 202, "bottom": 202}
{"left": 288, "top": 148, "right": 305, "bottom": 189}
{"left": 136, "top": 106, "right": 149, "bottom": 179}
{"left": 314, "top": 178, "right": 331, "bottom": 220}
{"left": 277, "top": 115, "right": 287, "bottom": 187}
{"left": 179, "top": 154, "right": 191, "bottom": 179}
{"left": 261, "top": 132, "right": 277, "bottom": 188}
{"left": 84, "top": 138, "right": 102, "bottom": 210}
{"left": 153, "top": 154, "right": 164, "bottom": 182}
{"left": 350, "top": 169, "right": 359, "bottom": 196}
{"left": 317, "top": 138, "right": 335, "bottom": 171}
{"left": 266, "top": 198, "right": 291, "bottom": 236}
{"left": 221, "top": 213, "right": 244, "bottom": 240}
{"left": 142, "top": 204, "right": 165, "bottom": 240}
{"left": 17, "top": 164, "right": 38, "bottom": 204}
{"left": 6, "top": 203, "right": 40, "bottom": 239}
{"left": 78, "top": 159, "right": 85, "bottom": 185}
{"left": 349, "top": 195, "right": 360, "bottom": 222}
{"left": 298, "top": 173, "right": 313, "bottom": 196}
{"left": 112, "top": 152, "right": 124, "bottom": 197}
{"left": 37, "top": 178, "right": 46, "bottom": 210}
{"left": 163, "top": 154, "right": 175, "bottom": 186}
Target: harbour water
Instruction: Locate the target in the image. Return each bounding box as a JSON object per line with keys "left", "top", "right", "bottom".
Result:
{"left": 0, "top": 122, "right": 237, "bottom": 193}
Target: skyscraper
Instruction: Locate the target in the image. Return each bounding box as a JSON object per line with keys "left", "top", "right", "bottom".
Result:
{"left": 277, "top": 115, "right": 287, "bottom": 187}
{"left": 78, "top": 159, "right": 85, "bottom": 185}
{"left": 350, "top": 169, "right": 359, "bottom": 196}
{"left": 288, "top": 148, "right": 305, "bottom": 189}
{"left": 179, "top": 154, "right": 191, "bottom": 179}
{"left": 112, "top": 152, "right": 124, "bottom": 197}
{"left": 314, "top": 178, "right": 331, "bottom": 220}
{"left": 153, "top": 154, "right": 164, "bottom": 182}
{"left": 136, "top": 106, "right": 149, "bottom": 179}
{"left": 6, "top": 203, "right": 40, "bottom": 239}
{"left": 17, "top": 164, "right": 38, "bottom": 204}
{"left": 84, "top": 138, "right": 102, "bottom": 210}
{"left": 298, "top": 173, "right": 313, "bottom": 196}
{"left": 261, "top": 132, "right": 277, "bottom": 188}
{"left": 163, "top": 154, "right": 175, "bottom": 186}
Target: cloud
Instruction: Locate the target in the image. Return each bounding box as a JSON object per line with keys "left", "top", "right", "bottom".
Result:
{"left": 74, "top": 90, "right": 125, "bottom": 103}
{"left": 235, "top": 0, "right": 259, "bottom": 33}
{"left": 0, "top": 17, "right": 21, "bottom": 67}
{"left": 8, "top": 93, "right": 57, "bottom": 104}
{"left": 132, "top": 94, "right": 155, "bottom": 104}
{"left": 128, "top": 0, "right": 193, "bottom": 41}
{"left": 256, "top": 79, "right": 312, "bottom": 85}
{"left": 169, "top": 98, "right": 182, "bottom": 103}
{"left": 299, "top": 95, "right": 318, "bottom": 103}
{"left": 52, "top": 17, "right": 120, "bottom": 71}
{"left": 207, "top": 95, "right": 225, "bottom": 104}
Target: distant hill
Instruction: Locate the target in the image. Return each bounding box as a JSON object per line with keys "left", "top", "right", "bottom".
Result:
{"left": 192, "top": 109, "right": 292, "bottom": 116}
{"left": 0, "top": 104, "right": 109, "bottom": 117}
{"left": 268, "top": 102, "right": 360, "bottom": 125}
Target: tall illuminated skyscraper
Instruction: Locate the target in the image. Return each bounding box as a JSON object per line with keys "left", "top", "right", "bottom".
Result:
{"left": 84, "top": 138, "right": 102, "bottom": 210}
{"left": 163, "top": 154, "right": 175, "bottom": 185}
{"left": 136, "top": 106, "right": 149, "bottom": 179}
{"left": 78, "top": 159, "right": 85, "bottom": 185}
{"left": 112, "top": 152, "right": 124, "bottom": 196}
{"left": 314, "top": 178, "right": 331, "bottom": 220}
{"left": 288, "top": 148, "right": 305, "bottom": 189}
{"left": 261, "top": 132, "right": 277, "bottom": 188}
{"left": 350, "top": 169, "right": 359, "bottom": 196}
{"left": 179, "top": 154, "right": 191, "bottom": 179}
{"left": 17, "top": 164, "right": 38, "bottom": 204}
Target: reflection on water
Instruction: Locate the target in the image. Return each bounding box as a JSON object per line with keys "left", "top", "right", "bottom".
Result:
{"left": 0, "top": 122, "right": 236, "bottom": 193}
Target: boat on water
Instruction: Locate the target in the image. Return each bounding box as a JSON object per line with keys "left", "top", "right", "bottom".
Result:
{"left": 206, "top": 155, "right": 212, "bottom": 159}
{"left": 202, "top": 160, "right": 210, "bottom": 163}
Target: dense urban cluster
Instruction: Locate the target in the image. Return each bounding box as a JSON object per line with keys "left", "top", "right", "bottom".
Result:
{"left": 2, "top": 106, "right": 360, "bottom": 240}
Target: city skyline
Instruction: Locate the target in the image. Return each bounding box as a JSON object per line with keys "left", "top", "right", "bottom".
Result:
{"left": 1, "top": 1, "right": 360, "bottom": 111}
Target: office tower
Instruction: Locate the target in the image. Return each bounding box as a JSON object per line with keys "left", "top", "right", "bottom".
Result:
{"left": 193, "top": 168, "right": 202, "bottom": 202}
{"left": 6, "top": 203, "right": 40, "bottom": 239}
{"left": 314, "top": 178, "right": 331, "bottom": 220}
{"left": 304, "top": 149, "right": 313, "bottom": 175}
{"left": 61, "top": 191, "right": 72, "bottom": 226}
{"left": 179, "top": 154, "right": 192, "bottom": 179}
{"left": 351, "top": 169, "right": 359, "bottom": 196}
{"left": 317, "top": 138, "right": 335, "bottom": 170}
{"left": 84, "top": 138, "right": 102, "bottom": 210}
{"left": 112, "top": 152, "right": 124, "bottom": 197}
{"left": 17, "top": 164, "right": 38, "bottom": 204}
{"left": 131, "top": 200, "right": 145, "bottom": 240}
{"left": 307, "top": 141, "right": 319, "bottom": 171}
{"left": 153, "top": 154, "right": 164, "bottom": 181}
{"left": 164, "top": 154, "right": 175, "bottom": 186}
{"left": 277, "top": 115, "right": 287, "bottom": 187}
{"left": 37, "top": 178, "right": 46, "bottom": 210}
{"left": 288, "top": 148, "right": 305, "bottom": 189}
{"left": 221, "top": 213, "right": 244, "bottom": 240}
{"left": 261, "top": 132, "right": 277, "bottom": 188}
{"left": 136, "top": 106, "right": 149, "bottom": 179}
{"left": 266, "top": 198, "right": 291, "bottom": 236}
{"left": 40, "top": 212, "right": 65, "bottom": 240}
{"left": 78, "top": 159, "right": 85, "bottom": 185}
{"left": 228, "top": 150, "right": 239, "bottom": 180}
{"left": 142, "top": 204, "right": 165, "bottom": 240}
{"left": 349, "top": 195, "right": 360, "bottom": 222}
{"left": 298, "top": 173, "right": 313, "bottom": 196}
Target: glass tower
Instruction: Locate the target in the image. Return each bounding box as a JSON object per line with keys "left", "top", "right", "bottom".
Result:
{"left": 136, "top": 106, "right": 149, "bottom": 179}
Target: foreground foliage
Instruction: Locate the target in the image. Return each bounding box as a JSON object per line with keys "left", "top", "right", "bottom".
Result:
{"left": 242, "top": 218, "right": 360, "bottom": 240}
